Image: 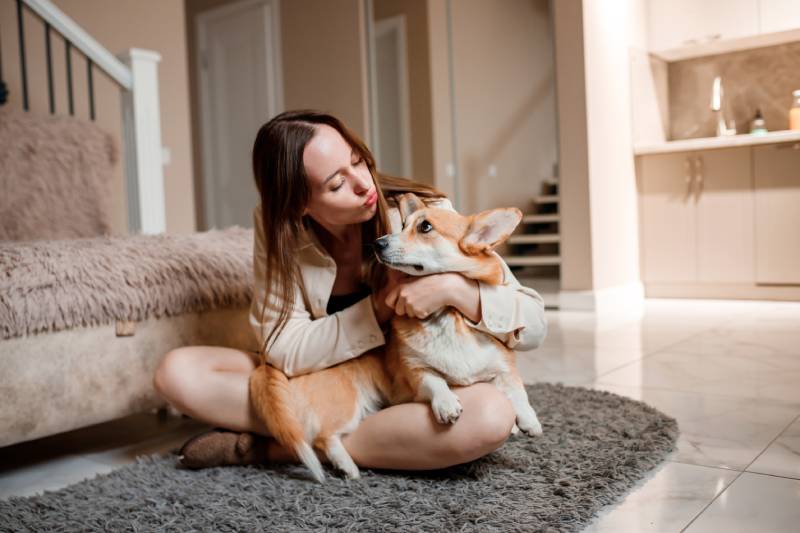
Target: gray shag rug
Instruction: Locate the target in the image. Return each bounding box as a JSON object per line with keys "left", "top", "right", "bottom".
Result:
{"left": 0, "top": 383, "right": 678, "bottom": 532}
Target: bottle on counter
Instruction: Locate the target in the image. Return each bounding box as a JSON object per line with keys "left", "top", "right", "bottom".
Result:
{"left": 750, "top": 109, "right": 767, "bottom": 135}
{"left": 791, "top": 90, "right": 800, "bottom": 131}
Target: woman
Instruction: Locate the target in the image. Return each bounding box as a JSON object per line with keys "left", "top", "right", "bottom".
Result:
{"left": 153, "top": 110, "right": 547, "bottom": 470}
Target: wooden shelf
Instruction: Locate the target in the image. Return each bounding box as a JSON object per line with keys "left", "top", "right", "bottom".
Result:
{"left": 508, "top": 234, "right": 560, "bottom": 245}
{"left": 522, "top": 214, "right": 559, "bottom": 224}
{"left": 533, "top": 195, "right": 559, "bottom": 204}
{"left": 503, "top": 255, "right": 561, "bottom": 266}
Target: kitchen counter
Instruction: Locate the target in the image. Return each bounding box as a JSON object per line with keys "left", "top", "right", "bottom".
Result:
{"left": 633, "top": 130, "right": 800, "bottom": 155}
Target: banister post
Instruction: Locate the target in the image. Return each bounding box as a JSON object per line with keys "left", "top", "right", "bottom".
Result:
{"left": 118, "top": 48, "right": 165, "bottom": 234}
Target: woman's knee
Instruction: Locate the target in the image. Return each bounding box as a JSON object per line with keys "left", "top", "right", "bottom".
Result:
{"left": 153, "top": 347, "right": 200, "bottom": 403}
{"left": 452, "top": 383, "right": 515, "bottom": 461}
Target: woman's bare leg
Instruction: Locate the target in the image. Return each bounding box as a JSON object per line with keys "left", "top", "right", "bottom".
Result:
{"left": 154, "top": 346, "right": 517, "bottom": 470}
{"left": 339, "top": 383, "right": 516, "bottom": 470}
{"left": 154, "top": 346, "right": 266, "bottom": 434}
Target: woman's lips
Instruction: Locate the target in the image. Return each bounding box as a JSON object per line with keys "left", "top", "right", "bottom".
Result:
{"left": 363, "top": 190, "right": 378, "bottom": 207}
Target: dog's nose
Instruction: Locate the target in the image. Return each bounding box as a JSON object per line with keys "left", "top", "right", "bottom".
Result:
{"left": 373, "top": 237, "right": 389, "bottom": 251}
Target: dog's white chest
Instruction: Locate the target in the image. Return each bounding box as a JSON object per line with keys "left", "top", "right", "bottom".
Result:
{"left": 399, "top": 311, "right": 508, "bottom": 385}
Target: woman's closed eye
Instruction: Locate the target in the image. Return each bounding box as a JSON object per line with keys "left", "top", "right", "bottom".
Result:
{"left": 330, "top": 158, "right": 365, "bottom": 192}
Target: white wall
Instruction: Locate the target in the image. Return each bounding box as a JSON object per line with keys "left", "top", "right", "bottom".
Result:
{"left": 583, "top": 0, "right": 645, "bottom": 291}
{"left": 449, "top": 0, "right": 558, "bottom": 216}
{"left": 554, "top": 0, "right": 647, "bottom": 309}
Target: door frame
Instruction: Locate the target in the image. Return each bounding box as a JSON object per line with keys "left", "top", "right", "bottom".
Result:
{"left": 371, "top": 12, "right": 413, "bottom": 178}
{"left": 196, "top": 0, "right": 284, "bottom": 229}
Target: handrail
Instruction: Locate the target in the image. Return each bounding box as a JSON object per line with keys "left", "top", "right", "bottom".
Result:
{"left": 21, "top": 0, "right": 132, "bottom": 90}
{"left": 9, "top": 0, "right": 165, "bottom": 234}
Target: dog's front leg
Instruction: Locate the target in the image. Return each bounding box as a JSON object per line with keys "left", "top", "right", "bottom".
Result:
{"left": 492, "top": 372, "right": 542, "bottom": 436}
{"left": 414, "top": 371, "right": 463, "bottom": 424}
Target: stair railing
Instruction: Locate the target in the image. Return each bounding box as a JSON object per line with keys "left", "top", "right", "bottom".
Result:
{"left": 2, "top": 0, "right": 166, "bottom": 234}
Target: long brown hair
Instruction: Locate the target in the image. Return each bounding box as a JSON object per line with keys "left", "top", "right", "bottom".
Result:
{"left": 252, "top": 109, "right": 446, "bottom": 357}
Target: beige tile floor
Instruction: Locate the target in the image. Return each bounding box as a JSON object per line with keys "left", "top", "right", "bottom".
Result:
{"left": 2, "top": 298, "right": 799, "bottom": 531}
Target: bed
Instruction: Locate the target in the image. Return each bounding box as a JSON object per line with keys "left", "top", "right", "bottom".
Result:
{"left": 1, "top": 1, "right": 257, "bottom": 447}
{"left": 0, "top": 107, "right": 257, "bottom": 447}
{"left": 0, "top": 225, "right": 256, "bottom": 447}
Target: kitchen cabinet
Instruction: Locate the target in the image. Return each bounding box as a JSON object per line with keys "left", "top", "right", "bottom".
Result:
{"left": 639, "top": 148, "right": 754, "bottom": 284}
{"left": 648, "top": 0, "right": 759, "bottom": 53}
{"left": 639, "top": 151, "right": 697, "bottom": 283}
{"left": 754, "top": 143, "right": 800, "bottom": 284}
{"left": 695, "top": 149, "right": 754, "bottom": 283}
{"left": 759, "top": 0, "right": 800, "bottom": 34}
{"left": 647, "top": 0, "right": 800, "bottom": 61}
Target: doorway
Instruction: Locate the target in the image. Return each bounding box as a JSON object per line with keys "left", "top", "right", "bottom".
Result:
{"left": 196, "top": 0, "right": 283, "bottom": 229}
{"left": 372, "top": 15, "right": 413, "bottom": 178}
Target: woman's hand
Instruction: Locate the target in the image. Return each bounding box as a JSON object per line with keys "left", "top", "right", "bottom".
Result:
{"left": 385, "top": 272, "right": 481, "bottom": 321}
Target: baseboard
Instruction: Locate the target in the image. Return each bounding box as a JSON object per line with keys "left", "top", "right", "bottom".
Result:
{"left": 644, "top": 282, "right": 800, "bottom": 301}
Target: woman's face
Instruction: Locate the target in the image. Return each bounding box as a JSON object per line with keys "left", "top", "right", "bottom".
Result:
{"left": 302, "top": 124, "right": 378, "bottom": 228}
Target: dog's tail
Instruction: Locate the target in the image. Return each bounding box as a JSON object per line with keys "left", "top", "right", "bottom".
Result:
{"left": 249, "top": 364, "right": 325, "bottom": 482}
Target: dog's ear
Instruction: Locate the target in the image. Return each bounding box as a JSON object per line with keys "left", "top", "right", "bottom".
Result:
{"left": 398, "top": 193, "right": 424, "bottom": 226}
{"left": 459, "top": 208, "right": 522, "bottom": 254}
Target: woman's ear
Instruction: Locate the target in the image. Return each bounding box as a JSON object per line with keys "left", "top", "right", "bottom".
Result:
{"left": 459, "top": 208, "right": 522, "bottom": 254}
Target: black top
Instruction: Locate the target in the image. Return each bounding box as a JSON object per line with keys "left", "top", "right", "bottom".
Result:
{"left": 326, "top": 283, "right": 372, "bottom": 315}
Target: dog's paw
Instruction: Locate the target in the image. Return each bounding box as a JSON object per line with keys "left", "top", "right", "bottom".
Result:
{"left": 342, "top": 464, "right": 361, "bottom": 480}
{"left": 517, "top": 415, "right": 543, "bottom": 437}
{"left": 510, "top": 423, "right": 520, "bottom": 435}
{"left": 431, "top": 394, "right": 463, "bottom": 424}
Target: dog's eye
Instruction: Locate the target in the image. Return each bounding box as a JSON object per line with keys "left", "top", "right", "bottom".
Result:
{"left": 417, "top": 220, "right": 433, "bottom": 233}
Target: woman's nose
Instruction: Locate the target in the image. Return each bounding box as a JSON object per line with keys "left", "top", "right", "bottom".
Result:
{"left": 352, "top": 174, "right": 371, "bottom": 193}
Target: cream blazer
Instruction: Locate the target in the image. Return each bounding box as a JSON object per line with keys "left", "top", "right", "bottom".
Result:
{"left": 249, "top": 197, "right": 548, "bottom": 377}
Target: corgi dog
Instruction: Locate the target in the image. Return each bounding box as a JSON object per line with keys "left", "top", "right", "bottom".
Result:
{"left": 375, "top": 193, "right": 542, "bottom": 436}
{"left": 249, "top": 194, "right": 541, "bottom": 482}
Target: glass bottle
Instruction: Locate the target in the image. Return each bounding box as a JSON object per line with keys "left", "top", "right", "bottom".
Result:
{"left": 750, "top": 109, "right": 767, "bottom": 135}
{"left": 791, "top": 90, "right": 800, "bottom": 131}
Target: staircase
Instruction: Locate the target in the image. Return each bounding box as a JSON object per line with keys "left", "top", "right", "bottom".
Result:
{"left": 8, "top": 0, "right": 165, "bottom": 234}
{"left": 502, "top": 178, "right": 561, "bottom": 275}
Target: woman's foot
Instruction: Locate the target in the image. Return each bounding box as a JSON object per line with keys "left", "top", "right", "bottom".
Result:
{"left": 177, "top": 427, "right": 270, "bottom": 469}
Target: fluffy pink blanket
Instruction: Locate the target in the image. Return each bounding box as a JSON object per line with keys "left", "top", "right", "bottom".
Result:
{"left": 0, "top": 108, "right": 117, "bottom": 241}
{"left": 0, "top": 227, "right": 254, "bottom": 340}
